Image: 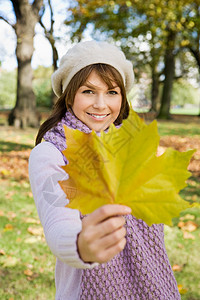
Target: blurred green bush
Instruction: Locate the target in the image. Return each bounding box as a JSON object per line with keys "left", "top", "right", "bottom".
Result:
{"left": 0, "top": 66, "right": 53, "bottom": 109}
{"left": 0, "top": 69, "right": 17, "bottom": 109}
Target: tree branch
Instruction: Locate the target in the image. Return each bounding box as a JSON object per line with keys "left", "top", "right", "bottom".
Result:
{"left": 38, "top": 0, "right": 55, "bottom": 40}
{"left": 38, "top": 0, "right": 58, "bottom": 70}
{"left": 38, "top": 6, "right": 49, "bottom": 38}
{"left": 10, "top": 0, "right": 21, "bottom": 20}
{"left": 32, "top": 0, "right": 44, "bottom": 12}
{"left": 0, "top": 15, "right": 15, "bottom": 30}
{"left": 32, "top": 0, "right": 44, "bottom": 19}
{"left": 48, "top": 0, "right": 54, "bottom": 34}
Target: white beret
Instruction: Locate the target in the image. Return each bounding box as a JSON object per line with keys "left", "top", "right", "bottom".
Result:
{"left": 52, "top": 40, "right": 134, "bottom": 97}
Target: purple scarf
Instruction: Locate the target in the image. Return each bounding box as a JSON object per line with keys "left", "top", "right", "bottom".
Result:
{"left": 44, "top": 111, "right": 181, "bottom": 300}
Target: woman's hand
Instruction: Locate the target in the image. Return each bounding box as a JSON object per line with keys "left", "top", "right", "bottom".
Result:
{"left": 77, "top": 204, "right": 131, "bottom": 264}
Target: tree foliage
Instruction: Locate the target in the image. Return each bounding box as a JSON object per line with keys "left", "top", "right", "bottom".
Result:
{"left": 66, "top": 0, "right": 200, "bottom": 118}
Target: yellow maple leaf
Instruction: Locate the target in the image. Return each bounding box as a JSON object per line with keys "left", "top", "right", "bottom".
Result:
{"left": 177, "top": 284, "right": 188, "bottom": 294}
{"left": 59, "top": 109, "right": 195, "bottom": 226}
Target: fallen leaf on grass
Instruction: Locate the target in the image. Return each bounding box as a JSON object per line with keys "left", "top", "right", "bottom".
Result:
{"left": 7, "top": 211, "right": 16, "bottom": 220}
{"left": 25, "top": 263, "right": 33, "bottom": 269}
{"left": 177, "top": 243, "right": 184, "bottom": 249}
{"left": 183, "top": 231, "right": 195, "bottom": 240}
{"left": 39, "top": 267, "right": 44, "bottom": 273}
{"left": 26, "top": 276, "right": 33, "bottom": 281}
{"left": 24, "top": 269, "right": 33, "bottom": 276}
{"left": 191, "top": 195, "right": 198, "bottom": 201}
{"left": 183, "top": 221, "right": 198, "bottom": 232}
{"left": 20, "top": 208, "right": 32, "bottom": 216}
{"left": 0, "top": 169, "right": 11, "bottom": 177}
{"left": 34, "top": 256, "right": 39, "bottom": 261}
{"left": 178, "top": 221, "right": 185, "bottom": 228}
{"left": 26, "top": 191, "right": 33, "bottom": 198}
{"left": 1, "top": 157, "right": 8, "bottom": 163}
{"left": 0, "top": 249, "right": 6, "bottom": 255}
{"left": 3, "top": 255, "right": 19, "bottom": 267}
{"left": 178, "top": 221, "right": 198, "bottom": 232}
{"left": 25, "top": 272, "right": 39, "bottom": 281}
{"left": 187, "top": 179, "right": 198, "bottom": 187}
{"left": 27, "top": 226, "right": 43, "bottom": 236}
{"left": 172, "top": 264, "right": 182, "bottom": 272}
{"left": 3, "top": 224, "right": 14, "bottom": 231}
{"left": 23, "top": 217, "right": 40, "bottom": 224}
{"left": 24, "top": 236, "right": 42, "bottom": 244}
{"left": 177, "top": 284, "right": 188, "bottom": 294}
{"left": 0, "top": 210, "right": 4, "bottom": 216}
{"left": 5, "top": 191, "right": 15, "bottom": 200}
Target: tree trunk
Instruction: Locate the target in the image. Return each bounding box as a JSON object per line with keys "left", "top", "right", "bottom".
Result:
{"left": 189, "top": 3, "right": 200, "bottom": 72}
{"left": 9, "top": 38, "right": 40, "bottom": 128}
{"left": 8, "top": 0, "right": 43, "bottom": 128}
{"left": 50, "top": 39, "right": 59, "bottom": 106}
{"left": 157, "top": 31, "right": 176, "bottom": 119}
{"left": 149, "top": 34, "right": 160, "bottom": 114}
{"left": 150, "top": 67, "right": 159, "bottom": 113}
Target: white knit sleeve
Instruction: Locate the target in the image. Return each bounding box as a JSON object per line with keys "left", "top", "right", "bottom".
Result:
{"left": 29, "top": 141, "right": 98, "bottom": 269}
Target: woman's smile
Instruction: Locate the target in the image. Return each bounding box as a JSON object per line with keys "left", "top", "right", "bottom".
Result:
{"left": 86, "top": 112, "right": 110, "bottom": 120}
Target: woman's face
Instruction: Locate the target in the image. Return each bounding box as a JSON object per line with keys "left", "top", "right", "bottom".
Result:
{"left": 72, "top": 70, "right": 122, "bottom": 132}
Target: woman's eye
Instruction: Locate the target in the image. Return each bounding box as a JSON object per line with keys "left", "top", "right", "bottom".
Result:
{"left": 108, "top": 90, "right": 118, "bottom": 95}
{"left": 82, "top": 89, "right": 94, "bottom": 94}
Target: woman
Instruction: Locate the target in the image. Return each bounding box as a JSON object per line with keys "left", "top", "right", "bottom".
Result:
{"left": 29, "top": 40, "right": 180, "bottom": 299}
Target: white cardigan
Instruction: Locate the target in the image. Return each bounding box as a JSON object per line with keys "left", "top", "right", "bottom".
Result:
{"left": 29, "top": 141, "right": 98, "bottom": 300}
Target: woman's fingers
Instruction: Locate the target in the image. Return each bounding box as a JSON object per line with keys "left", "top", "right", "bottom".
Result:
{"left": 94, "top": 216, "right": 126, "bottom": 239}
{"left": 99, "top": 226, "right": 127, "bottom": 249}
{"left": 84, "top": 204, "right": 131, "bottom": 226}
{"left": 94, "top": 237, "right": 127, "bottom": 263}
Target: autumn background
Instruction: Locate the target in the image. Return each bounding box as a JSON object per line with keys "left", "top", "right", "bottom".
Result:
{"left": 0, "top": 0, "right": 200, "bottom": 299}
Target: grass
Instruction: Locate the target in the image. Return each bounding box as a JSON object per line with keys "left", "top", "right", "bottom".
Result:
{"left": 0, "top": 118, "right": 200, "bottom": 299}
{"left": 0, "top": 126, "right": 55, "bottom": 300}
{"left": 170, "top": 107, "right": 200, "bottom": 115}
{"left": 134, "top": 107, "right": 200, "bottom": 115}
{"left": 0, "top": 180, "right": 55, "bottom": 300}
{"left": 157, "top": 121, "right": 200, "bottom": 136}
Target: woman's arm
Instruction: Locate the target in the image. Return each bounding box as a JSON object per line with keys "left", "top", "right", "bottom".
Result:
{"left": 29, "top": 141, "right": 98, "bottom": 269}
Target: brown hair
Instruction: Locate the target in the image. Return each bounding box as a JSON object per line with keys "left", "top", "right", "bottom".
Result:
{"left": 35, "top": 63, "right": 130, "bottom": 145}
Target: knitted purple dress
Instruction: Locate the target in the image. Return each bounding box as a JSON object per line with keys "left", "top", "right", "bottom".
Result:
{"left": 44, "top": 111, "right": 181, "bottom": 300}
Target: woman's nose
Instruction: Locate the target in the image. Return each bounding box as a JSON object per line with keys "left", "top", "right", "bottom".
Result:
{"left": 93, "top": 94, "right": 107, "bottom": 109}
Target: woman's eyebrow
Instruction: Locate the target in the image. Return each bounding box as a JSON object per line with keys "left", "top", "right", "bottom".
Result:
{"left": 82, "top": 81, "right": 119, "bottom": 90}
{"left": 82, "top": 82, "right": 97, "bottom": 89}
